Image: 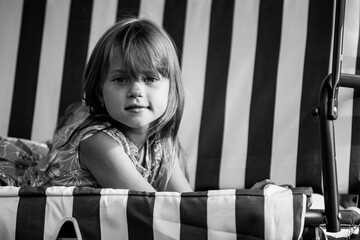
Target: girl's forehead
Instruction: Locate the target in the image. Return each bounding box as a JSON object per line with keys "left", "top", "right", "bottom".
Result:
{"left": 109, "top": 47, "right": 124, "bottom": 68}
{"left": 108, "top": 45, "right": 161, "bottom": 75}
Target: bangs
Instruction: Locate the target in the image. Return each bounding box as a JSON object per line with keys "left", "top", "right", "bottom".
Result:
{"left": 115, "top": 24, "right": 176, "bottom": 79}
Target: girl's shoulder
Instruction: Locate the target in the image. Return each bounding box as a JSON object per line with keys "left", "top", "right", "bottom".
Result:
{"left": 80, "top": 123, "right": 137, "bottom": 154}
{"left": 53, "top": 119, "right": 130, "bottom": 150}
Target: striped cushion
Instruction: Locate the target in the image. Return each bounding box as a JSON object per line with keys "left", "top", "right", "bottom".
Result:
{"left": 1, "top": 0, "right": 360, "bottom": 194}
{"left": 0, "top": 185, "right": 307, "bottom": 240}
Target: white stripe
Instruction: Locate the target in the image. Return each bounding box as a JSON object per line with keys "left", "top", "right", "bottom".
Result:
{"left": 335, "top": 0, "right": 360, "bottom": 194}
{"left": 31, "top": 0, "right": 71, "bottom": 142}
{"left": 0, "top": 186, "right": 21, "bottom": 196}
{"left": 270, "top": 0, "right": 309, "bottom": 186}
{"left": 178, "top": 0, "right": 212, "bottom": 188}
{"left": 0, "top": 0, "right": 23, "bottom": 136}
{"left": 0, "top": 196, "right": 19, "bottom": 240}
{"left": 88, "top": 0, "right": 118, "bottom": 59}
{"left": 219, "top": 0, "right": 259, "bottom": 189}
{"left": 100, "top": 188, "right": 129, "bottom": 240}
{"left": 0, "top": 187, "right": 20, "bottom": 240}
{"left": 44, "top": 186, "right": 77, "bottom": 240}
{"left": 45, "top": 186, "right": 76, "bottom": 196}
{"left": 139, "top": 0, "right": 165, "bottom": 26}
{"left": 207, "top": 189, "right": 236, "bottom": 240}
{"left": 153, "top": 192, "right": 181, "bottom": 240}
{"left": 264, "top": 185, "right": 294, "bottom": 240}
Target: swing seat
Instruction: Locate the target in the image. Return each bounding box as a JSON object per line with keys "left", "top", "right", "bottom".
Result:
{"left": 1, "top": 0, "right": 360, "bottom": 239}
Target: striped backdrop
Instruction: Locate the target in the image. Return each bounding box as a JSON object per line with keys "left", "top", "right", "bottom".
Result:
{"left": 0, "top": 186, "right": 307, "bottom": 240}
{"left": 0, "top": 0, "right": 360, "bottom": 194}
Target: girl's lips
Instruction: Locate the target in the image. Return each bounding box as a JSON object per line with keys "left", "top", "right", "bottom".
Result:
{"left": 125, "top": 105, "right": 149, "bottom": 112}
{"left": 125, "top": 105, "right": 148, "bottom": 109}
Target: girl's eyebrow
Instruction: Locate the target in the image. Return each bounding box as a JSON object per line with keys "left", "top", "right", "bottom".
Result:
{"left": 141, "top": 70, "right": 158, "bottom": 76}
{"left": 107, "top": 69, "right": 127, "bottom": 75}
{"left": 107, "top": 69, "right": 159, "bottom": 78}
{"left": 106, "top": 69, "right": 128, "bottom": 80}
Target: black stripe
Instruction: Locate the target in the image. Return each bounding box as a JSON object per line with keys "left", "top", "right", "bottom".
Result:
{"left": 162, "top": 0, "right": 188, "bottom": 64}
{"left": 58, "top": 0, "right": 93, "bottom": 120}
{"left": 296, "top": 0, "right": 334, "bottom": 193}
{"left": 116, "top": 0, "right": 141, "bottom": 21}
{"left": 18, "top": 186, "right": 47, "bottom": 196}
{"left": 72, "top": 187, "right": 102, "bottom": 239}
{"left": 72, "top": 186, "right": 102, "bottom": 196}
{"left": 292, "top": 193, "right": 305, "bottom": 240}
{"left": 195, "top": 0, "right": 235, "bottom": 191}
{"left": 16, "top": 187, "right": 47, "bottom": 240}
{"left": 348, "top": 39, "right": 360, "bottom": 194}
{"left": 235, "top": 189, "right": 264, "bottom": 239}
{"left": 180, "top": 192, "right": 208, "bottom": 240}
{"left": 245, "top": 0, "right": 283, "bottom": 188}
{"left": 8, "top": 0, "right": 47, "bottom": 139}
{"left": 127, "top": 191, "right": 155, "bottom": 240}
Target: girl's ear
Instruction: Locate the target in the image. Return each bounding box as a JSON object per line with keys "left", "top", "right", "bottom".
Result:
{"left": 95, "top": 90, "right": 105, "bottom": 108}
{"left": 100, "top": 99, "right": 105, "bottom": 108}
{"left": 98, "top": 96, "right": 105, "bottom": 108}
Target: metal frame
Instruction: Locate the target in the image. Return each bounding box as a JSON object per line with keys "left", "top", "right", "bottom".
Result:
{"left": 317, "top": 0, "right": 360, "bottom": 232}
{"left": 316, "top": 0, "right": 345, "bottom": 232}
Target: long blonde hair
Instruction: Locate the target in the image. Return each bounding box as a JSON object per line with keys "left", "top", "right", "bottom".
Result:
{"left": 82, "top": 17, "right": 184, "bottom": 142}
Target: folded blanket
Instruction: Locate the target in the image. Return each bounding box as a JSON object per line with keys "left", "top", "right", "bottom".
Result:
{"left": 0, "top": 185, "right": 307, "bottom": 240}
{"left": 0, "top": 136, "right": 49, "bottom": 186}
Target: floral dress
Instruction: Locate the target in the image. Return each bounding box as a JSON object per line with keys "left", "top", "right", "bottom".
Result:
{"left": 0, "top": 106, "right": 175, "bottom": 191}
{"left": 40, "top": 121, "right": 172, "bottom": 190}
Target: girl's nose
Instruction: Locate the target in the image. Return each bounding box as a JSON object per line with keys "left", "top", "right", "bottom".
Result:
{"left": 127, "top": 80, "right": 143, "bottom": 98}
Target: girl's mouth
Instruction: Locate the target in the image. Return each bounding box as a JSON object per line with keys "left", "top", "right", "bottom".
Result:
{"left": 125, "top": 105, "right": 149, "bottom": 113}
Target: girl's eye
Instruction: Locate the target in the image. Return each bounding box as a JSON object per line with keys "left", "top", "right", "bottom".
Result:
{"left": 144, "top": 77, "right": 159, "bottom": 83}
{"left": 113, "top": 76, "right": 128, "bottom": 83}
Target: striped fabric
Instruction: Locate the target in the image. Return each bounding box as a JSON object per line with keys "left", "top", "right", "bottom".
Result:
{"left": 1, "top": 0, "right": 360, "bottom": 194}
{"left": 0, "top": 185, "right": 307, "bottom": 240}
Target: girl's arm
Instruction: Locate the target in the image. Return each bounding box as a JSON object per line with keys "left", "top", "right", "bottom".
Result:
{"left": 165, "top": 157, "right": 193, "bottom": 192}
{"left": 79, "top": 131, "right": 156, "bottom": 191}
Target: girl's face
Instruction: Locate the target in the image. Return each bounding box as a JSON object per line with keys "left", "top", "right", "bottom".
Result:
{"left": 102, "top": 50, "right": 169, "bottom": 133}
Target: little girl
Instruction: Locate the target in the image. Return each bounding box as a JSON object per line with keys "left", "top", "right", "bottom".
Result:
{"left": 32, "top": 17, "right": 192, "bottom": 192}
{"left": 0, "top": 17, "right": 272, "bottom": 192}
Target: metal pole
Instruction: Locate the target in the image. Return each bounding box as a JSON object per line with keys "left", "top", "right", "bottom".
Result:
{"left": 329, "top": 0, "right": 346, "bottom": 120}
{"left": 318, "top": 0, "right": 346, "bottom": 232}
{"left": 319, "top": 74, "right": 340, "bottom": 232}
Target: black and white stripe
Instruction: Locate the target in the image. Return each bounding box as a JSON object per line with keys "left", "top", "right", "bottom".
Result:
{"left": 295, "top": 0, "right": 334, "bottom": 193}
{"left": 0, "top": 186, "right": 307, "bottom": 240}
{"left": 245, "top": 0, "right": 283, "bottom": 189}
{"left": 8, "top": 0, "right": 47, "bottom": 139}
{"left": 0, "top": 0, "right": 360, "bottom": 194}
{"left": 196, "top": 0, "right": 235, "bottom": 190}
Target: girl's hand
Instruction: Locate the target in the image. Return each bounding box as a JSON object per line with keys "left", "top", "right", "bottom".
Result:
{"left": 250, "top": 179, "right": 294, "bottom": 190}
{"left": 250, "top": 179, "right": 276, "bottom": 190}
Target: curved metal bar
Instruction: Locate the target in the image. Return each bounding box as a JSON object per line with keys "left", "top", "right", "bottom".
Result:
{"left": 318, "top": 74, "right": 340, "bottom": 232}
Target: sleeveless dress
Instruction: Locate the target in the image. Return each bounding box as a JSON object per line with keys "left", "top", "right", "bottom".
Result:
{"left": 0, "top": 105, "right": 175, "bottom": 191}
{"left": 39, "top": 121, "right": 172, "bottom": 190}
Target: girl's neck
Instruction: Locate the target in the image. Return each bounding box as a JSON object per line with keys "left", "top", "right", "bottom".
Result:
{"left": 107, "top": 118, "right": 149, "bottom": 147}
{"left": 122, "top": 126, "right": 149, "bottom": 148}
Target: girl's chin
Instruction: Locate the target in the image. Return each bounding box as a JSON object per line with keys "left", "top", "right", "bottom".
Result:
{"left": 122, "top": 122, "right": 151, "bottom": 131}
